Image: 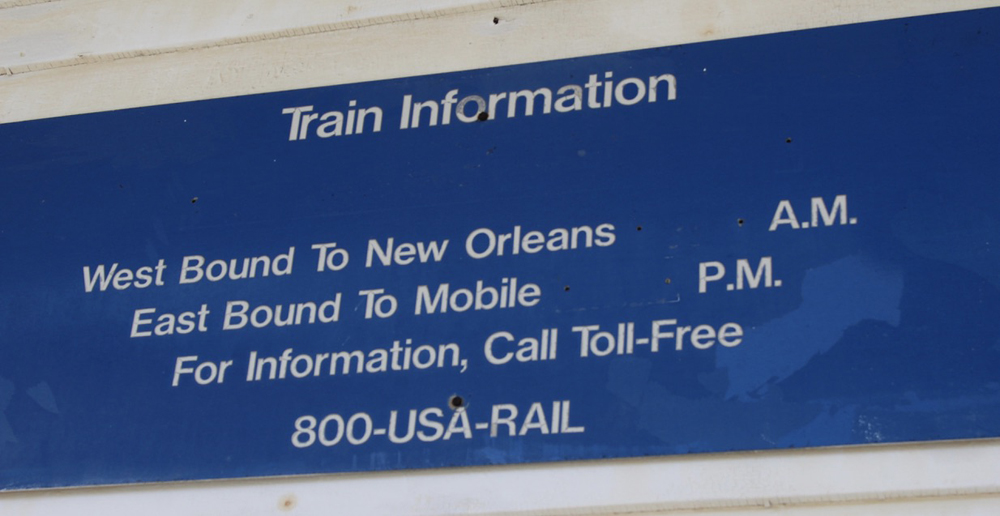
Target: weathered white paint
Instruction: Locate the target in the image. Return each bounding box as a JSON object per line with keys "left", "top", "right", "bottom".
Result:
{"left": 2, "top": 0, "right": 999, "bottom": 123}
{"left": 0, "top": 0, "right": 546, "bottom": 72}
{"left": 2, "top": 0, "right": 1000, "bottom": 513}
{"left": 0, "top": 441, "right": 999, "bottom": 514}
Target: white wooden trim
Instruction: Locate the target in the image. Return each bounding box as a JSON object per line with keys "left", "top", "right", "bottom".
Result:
{"left": 1, "top": 440, "right": 999, "bottom": 514}
{"left": 2, "top": 0, "right": 998, "bottom": 123}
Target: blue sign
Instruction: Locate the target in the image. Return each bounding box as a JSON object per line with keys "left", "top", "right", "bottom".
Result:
{"left": 2, "top": 7, "right": 999, "bottom": 490}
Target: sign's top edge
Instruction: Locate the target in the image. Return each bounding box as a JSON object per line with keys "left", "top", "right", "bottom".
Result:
{"left": 1, "top": 0, "right": 998, "bottom": 125}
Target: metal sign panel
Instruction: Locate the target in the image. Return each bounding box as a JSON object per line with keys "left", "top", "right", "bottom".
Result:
{"left": 1, "top": 7, "right": 999, "bottom": 490}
